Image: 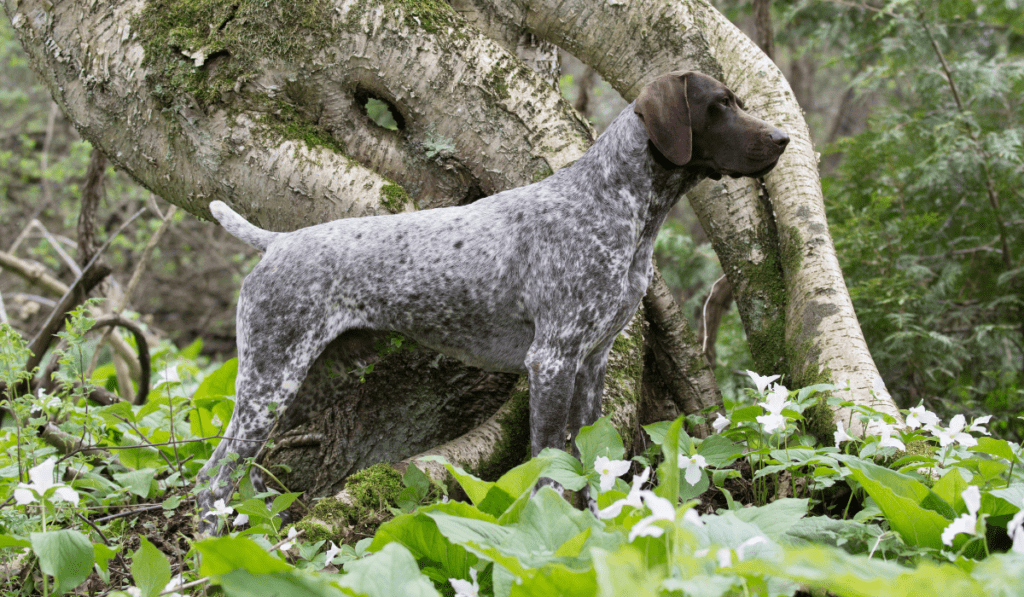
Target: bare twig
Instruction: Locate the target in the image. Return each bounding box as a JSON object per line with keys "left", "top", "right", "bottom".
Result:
{"left": 24, "top": 208, "right": 145, "bottom": 375}
{"left": 921, "top": 18, "right": 1013, "bottom": 269}
{"left": 0, "top": 249, "right": 67, "bottom": 295}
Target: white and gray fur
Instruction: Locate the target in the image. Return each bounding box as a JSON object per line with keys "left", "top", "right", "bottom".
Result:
{"left": 197, "top": 71, "right": 789, "bottom": 528}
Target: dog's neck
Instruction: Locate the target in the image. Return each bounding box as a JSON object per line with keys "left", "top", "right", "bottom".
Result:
{"left": 567, "top": 103, "right": 706, "bottom": 230}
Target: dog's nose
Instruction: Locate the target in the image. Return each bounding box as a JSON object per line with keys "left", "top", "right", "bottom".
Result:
{"left": 770, "top": 129, "right": 790, "bottom": 148}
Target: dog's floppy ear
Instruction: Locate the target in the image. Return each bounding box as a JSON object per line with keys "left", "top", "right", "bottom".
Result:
{"left": 634, "top": 71, "right": 692, "bottom": 166}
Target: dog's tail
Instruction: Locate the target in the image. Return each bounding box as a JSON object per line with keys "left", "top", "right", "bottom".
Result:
{"left": 209, "top": 201, "right": 282, "bottom": 252}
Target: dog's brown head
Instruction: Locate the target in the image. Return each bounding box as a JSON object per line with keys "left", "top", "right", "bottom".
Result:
{"left": 634, "top": 71, "right": 789, "bottom": 180}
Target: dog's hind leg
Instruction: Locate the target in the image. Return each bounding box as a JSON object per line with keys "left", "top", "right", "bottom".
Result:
{"left": 195, "top": 295, "right": 352, "bottom": 532}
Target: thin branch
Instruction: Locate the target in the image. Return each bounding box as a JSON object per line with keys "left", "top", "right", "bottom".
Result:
{"left": 921, "top": 18, "right": 1013, "bottom": 269}
{"left": 24, "top": 208, "right": 145, "bottom": 375}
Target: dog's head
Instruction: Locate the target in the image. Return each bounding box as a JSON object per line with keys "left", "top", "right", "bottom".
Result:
{"left": 634, "top": 71, "right": 789, "bottom": 180}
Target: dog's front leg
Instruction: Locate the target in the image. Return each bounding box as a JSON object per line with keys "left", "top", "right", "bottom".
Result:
{"left": 525, "top": 341, "right": 579, "bottom": 496}
{"left": 566, "top": 342, "right": 615, "bottom": 516}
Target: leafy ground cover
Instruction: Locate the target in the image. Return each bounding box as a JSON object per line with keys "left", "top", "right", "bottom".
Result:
{"left": 3, "top": 312, "right": 1024, "bottom": 596}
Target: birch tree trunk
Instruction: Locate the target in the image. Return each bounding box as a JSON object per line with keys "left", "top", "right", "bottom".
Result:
{"left": 3, "top": 0, "right": 897, "bottom": 510}
{"left": 460, "top": 0, "right": 903, "bottom": 433}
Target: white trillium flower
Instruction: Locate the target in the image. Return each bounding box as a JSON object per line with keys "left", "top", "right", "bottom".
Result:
{"left": 205, "top": 498, "right": 234, "bottom": 518}
{"left": 232, "top": 513, "right": 249, "bottom": 527}
{"left": 14, "top": 458, "right": 79, "bottom": 506}
{"left": 449, "top": 568, "right": 479, "bottom": 597}
{"left": 756, "top": 384, "right": 791, "bottom": 434}
{"left": 1007, "top": 499, "right": 1024, "bottom": 554}
{"left": 969, "top": 415, "right": 992, "bottom": 436}
{"left": 712, "top": 413, "right": 730, "bottom": 433}
{"left": 933, "top": 414, "right": 977, "bottom": 448}
{"left": 598, "top": 467, "right": 651, "bottom": 519}
{"left": 834, "top": 423, "right": 854, "bottom": 449}
{"left": 279, "top": 526, "right": 300, "bottom": 551}
{"left": 594, "top": 455, "right": 632, "bottom": 492}
{"left": 941, "top": 486, "right": 981, "bottom": 546}
{"left": 323, "top": 541, "right": 342, "bottom": 565}
{"left": 628, "top": 491, "right": 676, "bottom": 542}
{"left": 877, "top": 423, "right": 906, "bottom": 451}
{"left": 154, "top": 364, "right": 181, "bottom": 387}
{"left": 906, "top": 405, "right": 941, "bottom": 431}
{"left": 677, "top": 453, "right": 708, "bottom": 486}
{"left": 744, "top": 371, "right": 780, "bottom": 396}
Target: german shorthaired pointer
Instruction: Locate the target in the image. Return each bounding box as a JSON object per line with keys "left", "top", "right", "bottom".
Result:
{"left": 198, "top": 71, "right": 788, "bottom": 529}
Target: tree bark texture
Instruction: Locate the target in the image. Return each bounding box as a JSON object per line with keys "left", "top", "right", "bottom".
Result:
{"left": 454, "top": 0, "right": 902, "bottom": 432}
{"left": 3, "top": 0, "right": 899, "bottom": 499}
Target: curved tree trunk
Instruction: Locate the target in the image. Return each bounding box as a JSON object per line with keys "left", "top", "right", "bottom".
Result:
{"left": 459, "top": 0, "right": 902, "bottom": 433}
{"left": 4, "top": 0, "right": 897, "bottom": 516}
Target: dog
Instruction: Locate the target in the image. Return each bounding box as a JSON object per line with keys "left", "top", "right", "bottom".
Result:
{"left": 197, "top": 71, "right": 788, "bottom": 529}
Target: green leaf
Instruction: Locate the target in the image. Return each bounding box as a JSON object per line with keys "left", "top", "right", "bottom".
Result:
{"left": 592, "top": 545, "right": 662, "bottom": 597}
{"left": 31, "top": 529, "right": 95, "bottom": 595}
{"left": 218, "top": 568, "right": 346, "bottom": 597}
{"left": 131, "top": 537, "right": 171, "bottom": 597}
{"left": 269, "top": 492, "right": 302, "bottom": 516}
{"left": 194, "top": 358, "right": 238, "bottom": 399}
{"left": 93, "top": 542, "right": 118, "bottom": 583}
{"left": 0, "top": 534, "right": 31, "bottom": 549}
{"left": 338, "top": 543, "right": 441, "bottom": 597}
{"left": 696, "top": 434, "right": 743, "bottom": 467}
{"left": 114, "top": 468, "right": 157, "bottom": 499}
{"left": 842, "top": 457, "right": 952, "bottom": 549}
{"left": 196, "top": 536, "right": 292, "bottom": 577}
{"left": 732, "top": 499, "right": 809, "bottom": 544}
{"left": 369, "top": 501, "right": 481, "bottom": 578}
{"left": 931, "top": 469, "right": 969, "bottom": 510}
{"left": 655, "top": 416, "right": 684, "bottom": 504}
{"left": 403, "top": 463, "right": 431, "bottom": 499}
{"left": 575, "top": 416, "right": 625, "bottom": 469}
{"left": 970, "top": 437, "right": 1018, "bottom": 463}
{"left": 642, "top": 420, "right": 672, "bottom": 445}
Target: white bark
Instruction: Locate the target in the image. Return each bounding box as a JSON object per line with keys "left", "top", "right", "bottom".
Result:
{"left": 465, "top": 0, "right": 902, "bottom": 431}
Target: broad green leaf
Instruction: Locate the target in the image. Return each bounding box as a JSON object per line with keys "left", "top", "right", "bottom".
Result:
{"left": 218, "top": 568, "right": 346, "bottom": 597}
{"left": 512, "top": 562, "right": 598, "bottom": 597}
{"left": 971, "top": 437, "right": 1018, "bottom": 463}
{"left": 131, "top": 537, "right": 171, "bottom": 597}
{"left": 843, "top": 457, "right": 952, "bottom": 549}
{"left": 575, "top": 416, "right": 624, "bottom": 469}
{"left": 728, "top": 405, "right": 763, "bottom": 424}
{"left": 114, "top": 468, "right": 157, "bottom": 499}
{"left": 194, "top": 358, "right": 238, "bottom": 399}
{"left": 986, "top": 484, "right": 1024, "bottom": 517}
{"left": 655, "top": 416, "right": 684, "bottom": 504}
{"left": 196, "top": 536, "right": 292, "bottom": 577}
{"left": 0, "top": 534, "right": 30, "bottom": 549}
{"left": 338, "top": 542, "right": 440, "bottom": 597}
{"left": 733, "top": 544, "right": 982, "bottom": 597}
{"left": 732, "top": 499, "right": 809, "bottom": 544}
{"left": 369, "top": 501, "right": 484, "bottom": 578}
{"left": 93, "top": 542, "right": 118, "bottom": 582}
{"left": 31, "top": 529, "right": 94, "bottom": 595}
{"left": 417, "top": 456, "right": 494, "bottom": 505}
{"left": 642, "top": 420, "right": 672, "bottom": 445}
{"left": 696, "top": 434, "right": 742, "bottom": 467}
{"left": 269, "top": 492, "right": 302, "bottom": 516}
{"left": 931, "top": 469, "right": 969, "bottom": 510}
{"left": 592, "top": 546, "right": 662, "bottom": 597}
